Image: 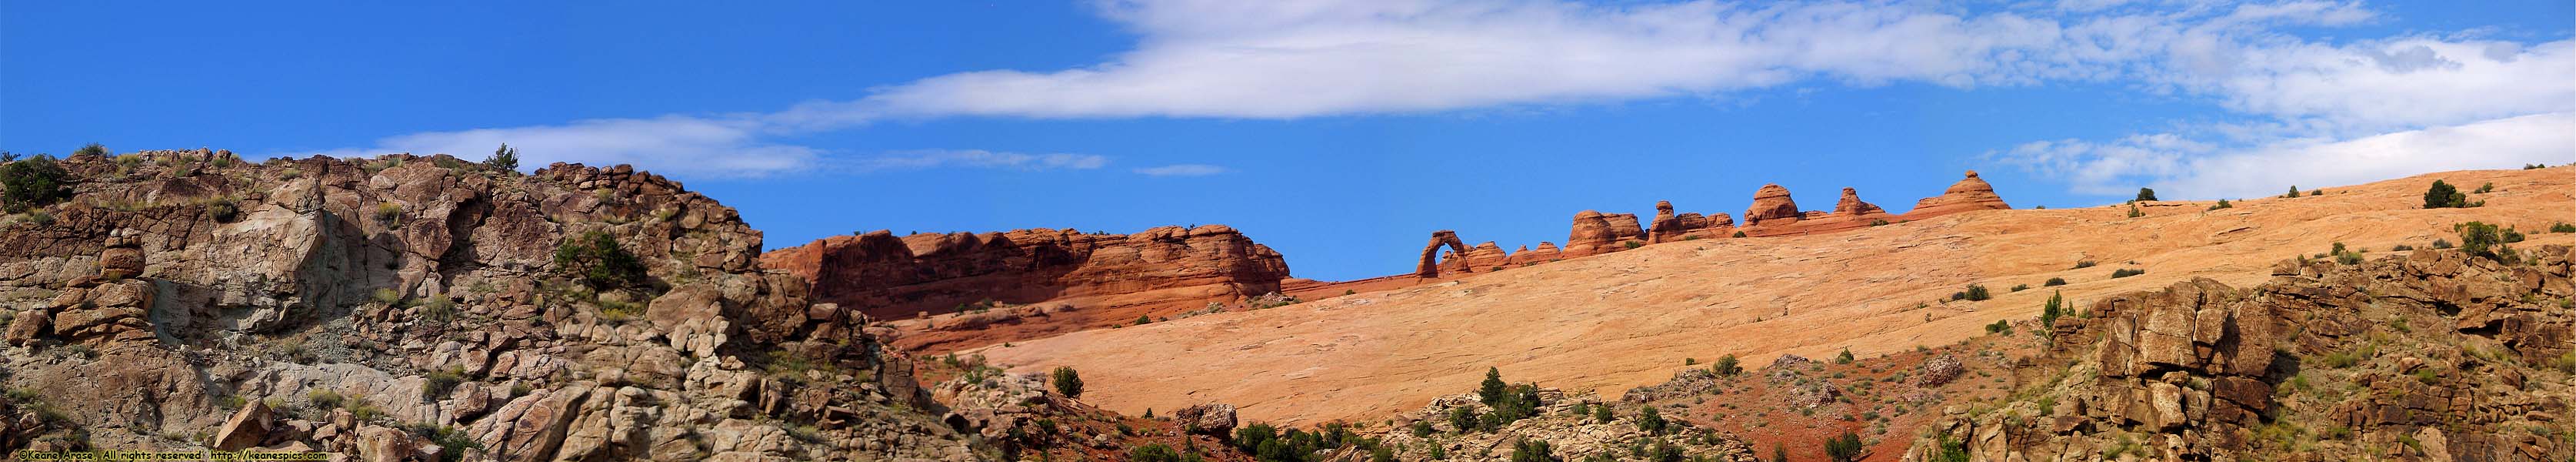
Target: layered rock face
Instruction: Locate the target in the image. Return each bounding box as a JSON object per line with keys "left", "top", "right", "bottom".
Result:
{"left": 1647, "top": 200, "right": 1735, "bottom": 243}
{"left": 0, "top": 150, "right": 985, "bottom": 460}
{"left": 1903, "top": 170, "right": 2011, "bottom": 219}
{"left": 761, "top": 225, "right": 1289, "bottom": 320}
{"left": 1905, "top": 246, "right": 2576, "bottom": 462}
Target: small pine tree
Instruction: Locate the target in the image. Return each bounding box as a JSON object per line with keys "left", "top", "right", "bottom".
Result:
{"left": 1051, "top": 366, "right": 1085, "bottom": 398}
{"left": 1833, "top": 348, "right": 1854, "bottom": 364}
{"left": 2134, "top": 187, "right": 2158, "bottom": 202}
{"left": 1635, "top": 406, "right": 1667, "bottom": 434}
{"left": 2041, "top": 291, "right": 2064, "bottom": 328}
{"left": 1479, "top": 367, "right": 1508, "bottom": 406}
{"left": 2126, "top": 203, "right": 2144, "bottom": 218}
{"left": 1135, "top": 314, "right": 1152, "bottom": 326}
{"left": 74, "top": 142, "right": 108, "bottom": 158}
{"left": 2284, "top": 186, "right": 2299, "bottom": 198}
{"left": 1, "top": 154, "right": 72, "bottom": 213}
{"left": 486, "top": 143, "right": 522, "bottom": 172}
{"left": 553, "top": 231, "right": 646, "bottom": 290}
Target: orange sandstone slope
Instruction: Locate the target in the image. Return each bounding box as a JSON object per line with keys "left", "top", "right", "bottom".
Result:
{"left": 971, "top": 166, "right": 2576, "bottom": 427}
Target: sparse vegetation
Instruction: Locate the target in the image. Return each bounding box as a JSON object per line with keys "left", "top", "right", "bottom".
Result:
{"left": 1051, "top": 366, "right": 1085, "bottom": 398}
{"left": 2, "top": 154, "right": 72, "bottom": 213}
{"left": 2454, "top": 221, "right": 2518, "bottom": 264}
{"left": 2110, "top": 268, "right": 2145, "bottom": 279}
{"left": 2553, "top": 223, "right": 2576, "bottom": 233}
{"left": 2422, "top": 179, "right": 2478, "bottom": 209}
{"left": 2472, "top": 182, "right": 2494, "bottom": 193}
{"left": 422, "top": 367, "right": 467, "bottom": 400}
{"left": 2071, "top": 260, "right": 2095, "bottom": 270}
{"left": 2044, "top": 277, "right": 2067, "bottom": 286}
{"left": 2134, "top": 188, "right": 2157, "bottom": 202}
{"left": 2009, "top": 283, "right": 2028, "bottom": 292}
{"left": 1953, "top": 284, "right": 1991, "bottom": 301}
{"left": 1823, "top": 428, "right": 1864, "bottom": 462}
{"left": 2283, "top": 186, "right": 2299, "bottom": 198}
{"left": 1984, "top": 320, "right": 2012, "bottom": 335}
{"left": 2207, "top": 199, "right": 2232, "bottom": 210}
{"left": 555, "top": 231, "right": 648, "bottom": 290}
{"left": 1834, "top": 348, "right": 1854, "bottom": 364}
{"left": 1733, "top": 231, "right": 1747, "bottom": 238}
{"left": 2126, "top": 203, "right": 2143, "bottom": 218}
{"left": 1711, "top": 354, "right": 1741, "bottom": 376}
{"left": 485, "top": 143, "right": 521, "bottom": 172}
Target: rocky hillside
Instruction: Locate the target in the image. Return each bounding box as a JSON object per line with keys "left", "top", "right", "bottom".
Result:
{"left": 1905, "top": 245, "right": 2575, "bottom": 461}
{"left": 975, "top": 166, "right": 2573, "bottom": 426}
{"left": 0, "top": 149, "right": 985, "bottom": 460}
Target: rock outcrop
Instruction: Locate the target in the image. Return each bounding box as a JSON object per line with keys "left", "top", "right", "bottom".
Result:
{"left": 761, "top": 225, "right": 1290, "bottom": 320}
{"left": 1647, "top": 201, "right": 1735, "bottom": 243}
{"left": 1905, "top": 246, "right": 2575, "bottom": 462}
{"left": 1357, "top": 389, "right": 1758, "bottom": 461}
{"left": 0, "top": 150, "right": 986, "bottom": 460}
{"left": 1563, "top": 210, "right": 1648, "bottom": 257}
{"left": 1742, "top": 184, "right": 1801, "bottom": 227}
{"left": 1901, "top": 170, "right": 2011, "bottom": 219}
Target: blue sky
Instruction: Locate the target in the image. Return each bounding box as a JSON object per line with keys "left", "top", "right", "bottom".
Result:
{"left": 5, "top": 1, "right": 2571, "bottom": 280}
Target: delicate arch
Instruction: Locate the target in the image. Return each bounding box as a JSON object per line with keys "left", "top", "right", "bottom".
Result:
{"left": 1415, "top": 230, "right": 1471, "bottom": 277}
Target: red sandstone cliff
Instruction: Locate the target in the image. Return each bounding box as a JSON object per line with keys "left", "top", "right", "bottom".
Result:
{"left": 760, "top": 225, "right": 1289, "bottom": 320}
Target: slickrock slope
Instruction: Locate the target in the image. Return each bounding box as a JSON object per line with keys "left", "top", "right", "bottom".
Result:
{"left": 761, "top": 226, "right": 1289, "bottom": 321}
{"left": 972, "top": 166, "right": 2574, "bottom": 427}
{"left": 1905, "top": 246, "right": 2575, "bottom": 461}
{"left": 0, "top": 150, "right": 985, "bottom": 460}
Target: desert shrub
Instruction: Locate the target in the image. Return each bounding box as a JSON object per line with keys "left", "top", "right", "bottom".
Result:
{"left": 2040, "top": 291, "right": 2064, "bottom": 330}
{"left": 2553, "top": 223, "right": 2576, "bottom": 233}
{"left": 420, "top": 295, "right": 455, "bottom": 322}
{"left": 74, "top": 143, "right": 108, "bottom": 158}
{"left": 374, "top": 202, "right": 402, "bottom": 223}
{"left": 1824, "top": 429, "right": 1865, "bottom": 462}
{"left": 1135, "top": 314, "right": 1152, "bottom": 326}
{"left": 1869, "top": 219, "right": 1888, "bottom": 226}
{"left": 2207, "top": 199, "right": 2231, "bottom": 210}
{"left": 1, "top": 154, "right": 72, "bottom": 213}
{"left": 1636, "top": 405, "right": 1668, "bottom": 434}
{"left": 2454, "top": 222, "right": 2518, "bottom": 263}
{"left": 2423, "top": 180, "right": 2476, "bottom": 209}
{"left": 2473, "top": 182, "right": 2494, "bottom": 193}
{"left": 1984, "top": 320, "right": 2012, "bottom": 335}
{"left": 555, "top": 231, "right": 647, "bottom": 290}
{"left": 1448, "top": 407, "right": 1478, "bottom": 432}
{"left": 2009, "top": 283, "right": 2028, "bottom": 293}
{"left": 2391, "top": 244, "right": 2414, "bottom": 251}
{"left": 1961, "top": 284, "right": 1991, "bottom": 301}
{"left": 2335, "top": 251, "right": 2364, "bottom": 265}
{"left": 1733, "top": 231, "right": 1747, "bottom": 238}
{"left": 2110, "top": 268, "right": 2145, "bottom": 279}
{"left": 2071, "top": 260, "right": 2096, "bottom": 269}
{"left": 206, "top": 198, "right": 239, "bottom": 223}
{"left": 2125, "top": 204, "right": 2143, "bottom": 218}
{"left": 307, "top": 390, "right": 345, "bottom": 410}
{"left": 485, "top": 143, "right": 520, "bottom": 172}
{"left": 422, "top": 367, "right": 467, "bottom": 400}
{"left": 1410, "top": 420, "right": 1434, "bottom": 437}
{"left": 1510, "top": 437, "right": 1558, "bottom": 462}
{"left": 2044, "top": 277, "right": 2067, "bottom": 286}
{"left": 1131, "top": 444, "right": 1184, "bottom": 462}
{"left": 2284, "top": 186, "right": 2299, "bottom": 198}
{"left": 1593, "top": 403, "right": 1613, "bottom": 424}
{"left": 1051, "top": 366, "right": 1084, "bottom": 398}
{"left": 1834, "top": 348, "right": 1855, "bottom": 364}
{"left": 1931, "top": 434, "right": 1970, "bottom": 462}
{"left": 2529, "top": 164, "right": 2550, "bottom": 169}
{"left": 2431, "top": 239, "right": 2454, "bottom": 249}
{"left": 1624, "top": 241, "right": 1643, "bottom": 249}
{"left": 1711, "top": 354, "right": 1742, "bottom": 376}
{"left": 371, "top": 288, "right": 402, "bottom": 306}
{"left": 2134, "top": 188, "right": 2158, "bottom": 202}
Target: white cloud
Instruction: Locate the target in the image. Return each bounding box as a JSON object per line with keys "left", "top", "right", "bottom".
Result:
{"left": 282, "top": 0, "right": 2570, "bottom": 186}
{"left": 283, "top": 116, "right": 817, "bottom": 178}
{"left": 851, "top": 149, "right": 1110, "bottom": 172}
{"left": 1998, "top": 112, "right": 2575, "bottom": 199}
{"left": 1132, "top": 163, "right": 1230, "bottom": 176}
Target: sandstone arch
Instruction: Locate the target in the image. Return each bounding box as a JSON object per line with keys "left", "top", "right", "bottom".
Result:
{"left": 1417, "top": 230, "right": 1471, "bottom": 278}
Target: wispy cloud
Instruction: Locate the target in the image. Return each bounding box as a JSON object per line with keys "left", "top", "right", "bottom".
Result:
{"left": 280, "top": 0, "right": 2571, "bottom": 188}
{"left": 1132, "top": 164, "right": 1230, "bottom": 176}
{"left": 851, "top": 149, "right": 1110, "bottom": 172}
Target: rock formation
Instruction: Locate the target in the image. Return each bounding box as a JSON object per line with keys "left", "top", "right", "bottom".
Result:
{"left": 1742, "top": 184, "right": 1801, "bottom": 226}
{"left": 0, "top": 150, "right": 985, "bottom": 460}
{"left": 761, "top": 225, "right": 1289, "bottom": 320}
{"left": 1647, "top": 201, "right": 1735, "bottom": 243}
{"left": 1901, "top": 170, "right": 2011, "bottom": 219}
{"left": 1905, "top": 246, "right": 2575, "bottom": 462}
{"left": 1563, "top": 210, "right": 1648, "bottom": 257}
{"left": 1417, "top": 230, "right": 1470, "bottom": 277}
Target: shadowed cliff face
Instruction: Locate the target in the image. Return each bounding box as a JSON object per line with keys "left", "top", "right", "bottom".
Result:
{"left": 759, "top": 225, "right": 1290, "bottom": 321}
{"left": 1905, "top": 245, "right": 2576, "bottom": 462}
{"left": 0, "top": 149, "right": 989, "bottom": 461}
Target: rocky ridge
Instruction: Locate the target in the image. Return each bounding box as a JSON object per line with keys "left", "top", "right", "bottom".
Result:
{"left": 1904, "top": 245, "right": 2576, "bottom": 461}
{"left": 0, "top": 149, "right": 985, "bottom": 460}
